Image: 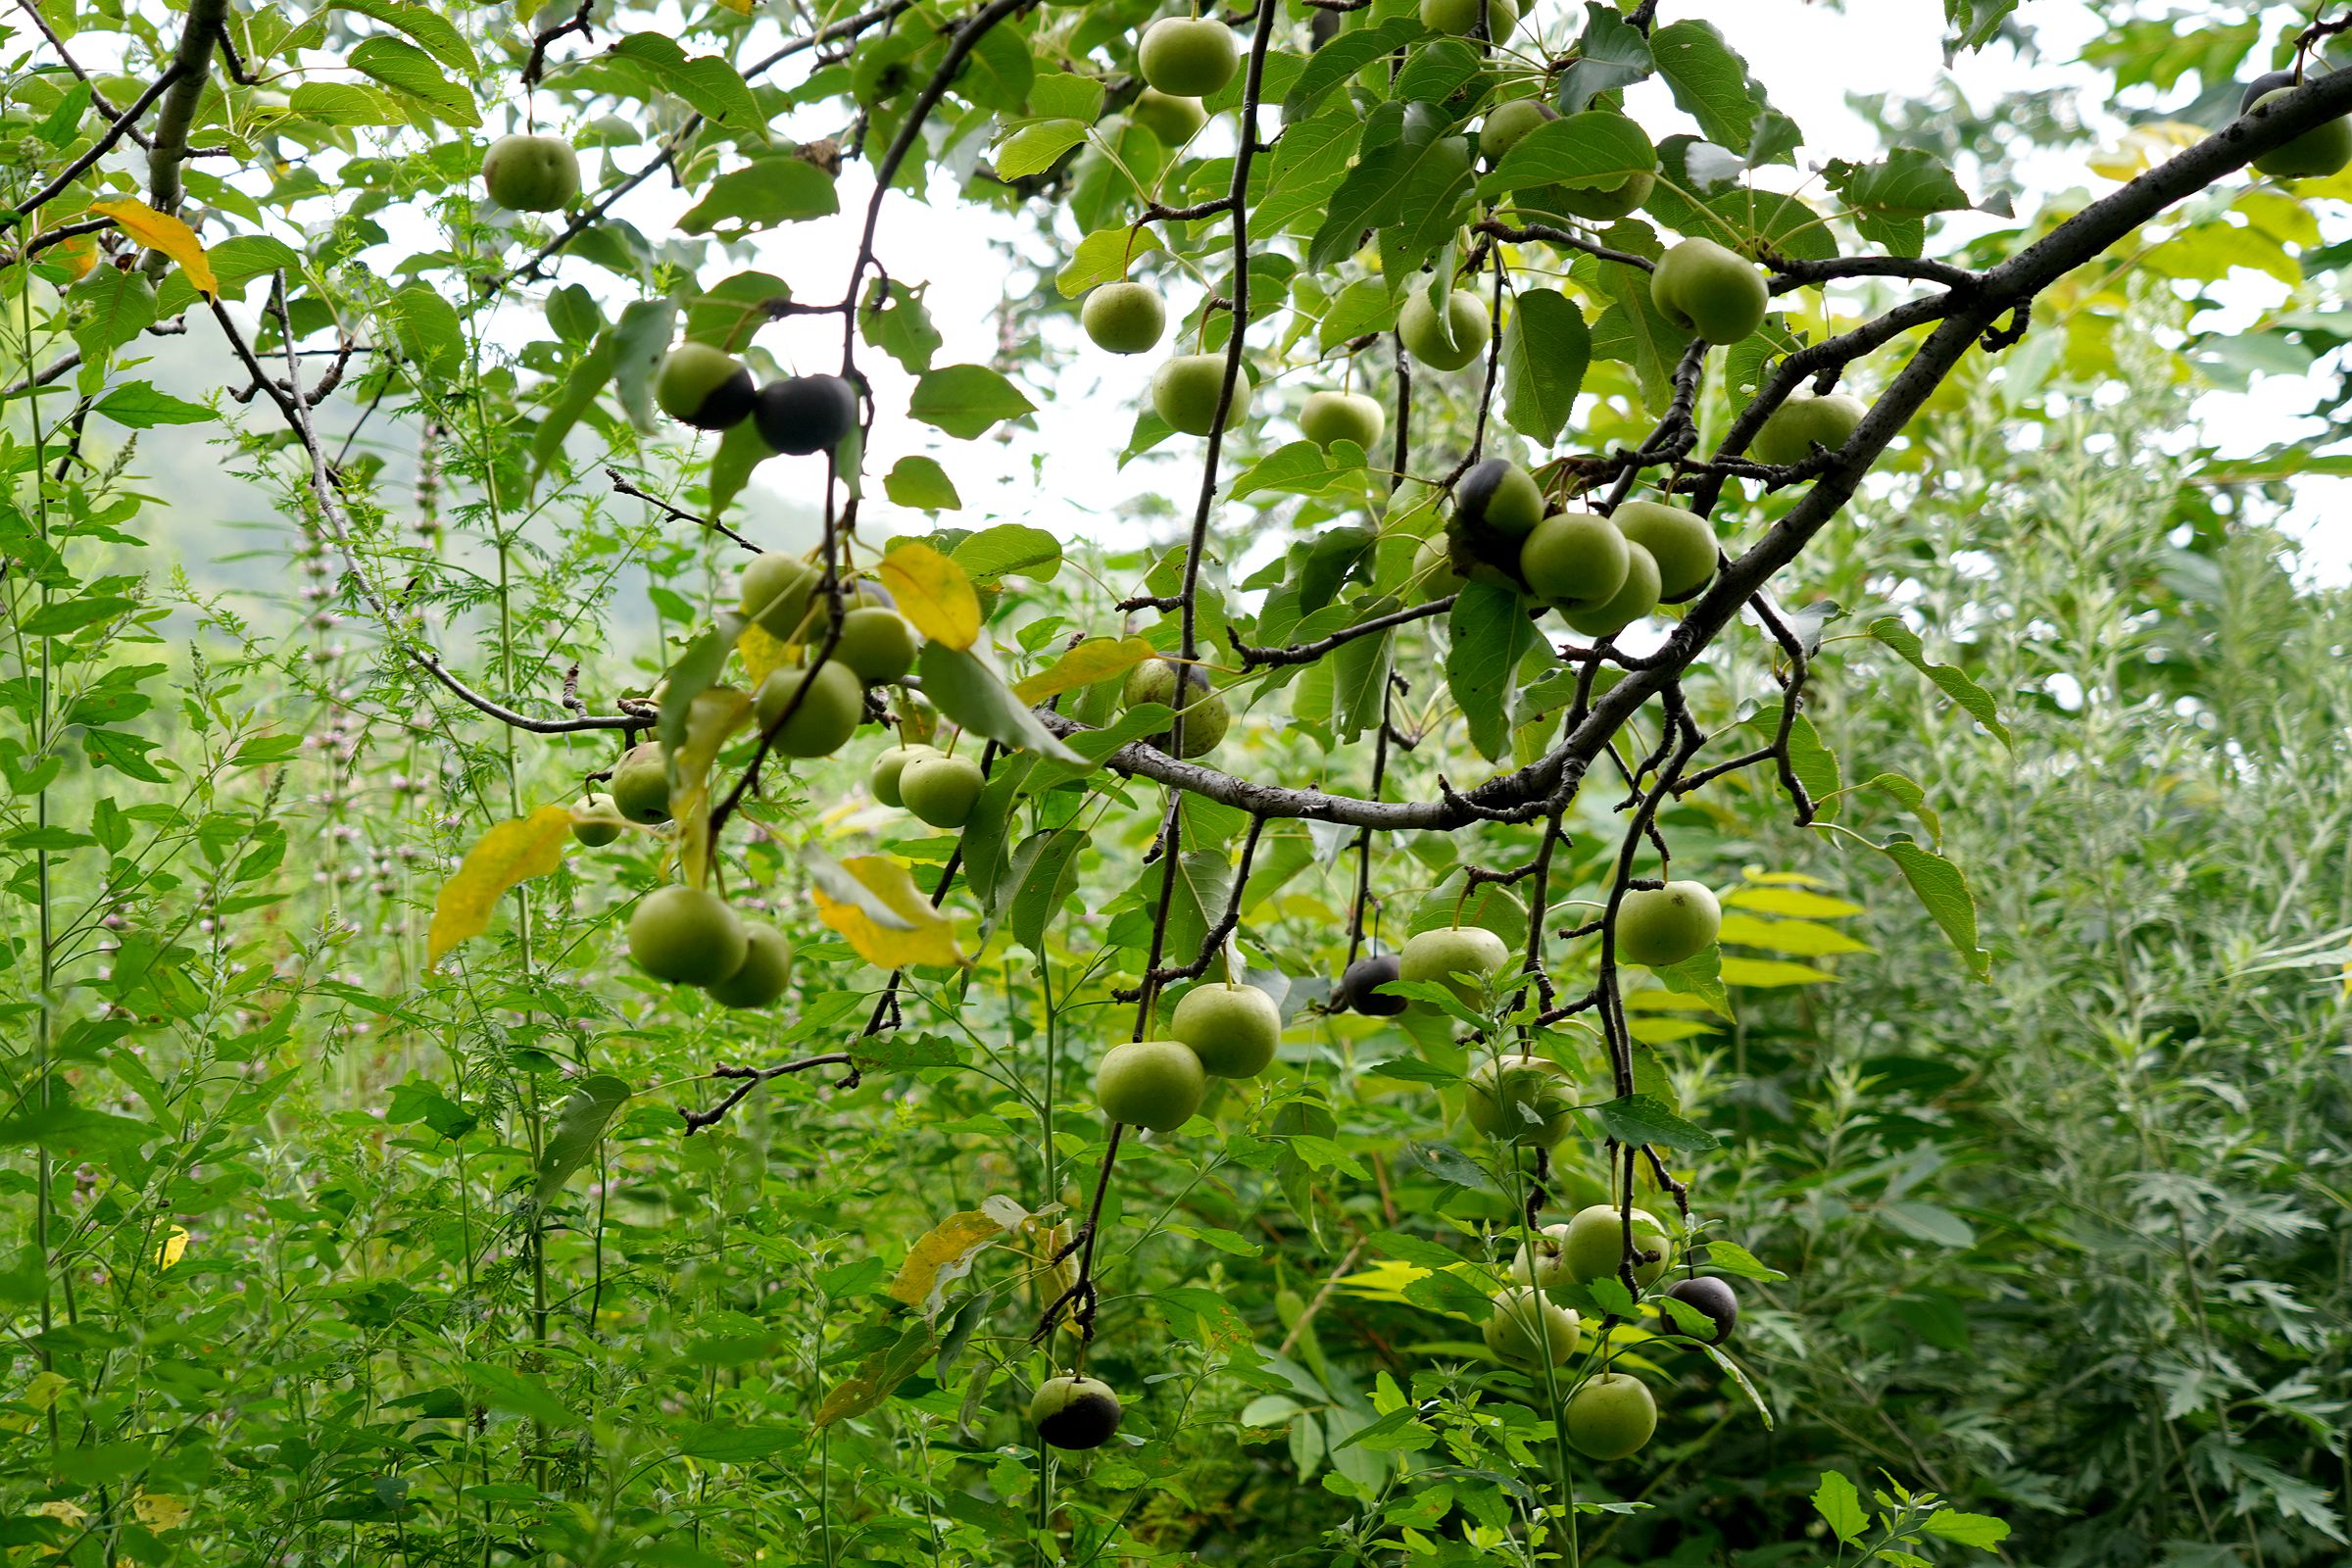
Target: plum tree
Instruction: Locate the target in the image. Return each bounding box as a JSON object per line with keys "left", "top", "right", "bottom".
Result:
{"left": 1519, "top": 512, "right": 1630, "bottom": 608}
{"left": 836, "top": 607, "right": 920, "bottom": 684}
{"left": 1660, "top": 1275, "right": 1740, "bottom": 1345}
{"left": 1557, "top": 540, "right": 1660, "bottom": 638}
{"left": 739, "top": 553, "right": 819, "bottom": 639}
{"left": 1397, "top": 287, "right": 1491, "bottom": 370}
{"left": 1614, "top": 879, "right": 1722, "bottom": 966}
{"left": 1339, "top": 953, "right": 1407, "bottom": 1016}
{"left": 480, "top": 132, "right": 579, "bottom": 211}
{"left": 868, "top": 743, "right": 938, "bottom": 808}
{"left": 1137, "top": 17, "right": 1238, "bottom": 97}
{"left": 1419, "top": 0, "right": 1517, "bottom": 38}
{"left": 2247, "top": 81, "right": 2352, "bottom": 177}
{"left": 1650, "top": 237, "right": 1769, "bottom": 345}
{"left": 1030, "top": 1376, "right": 1122, "bottom": 1450}
{"left": 654, "top": 343, "right": 757, "bottom": 431}
{"left": 1609, "top": 500, "right": 1718, "bottom": 600}
{"left": 1478, "top": 99, "right": 1555, "bottom": 162}
{"left": 1752, "top": 389, "right": 1867, "bottom": 466}
{"left": 899, "top": 753, "right": 987, "bottom": 828}
{"left": 571, "top": 794, "right": 625, "bottom": 847}
{"left": 1081, "top": 281, "right": 1166, "bottom": 354}
{"left": 1151, "top": 353, "right": 1250, "bottom": 434}
{"left": 1397, "top": 923, "right": 1511, "bottom": 1008}
{"left": 1129, "top": 86, "right": 1207, "bottom": 145}
{"left": 1483, "top": 1286, "right": 1582, "bottom": 1364}
{"left": 704, "top": 922, "right": 795, "bottom": 1008}
{"left": 608, "top": 742, "right": 672, "bottom": 825}
{"left": 1168, "top": 982, "right": 1280, "bottom": 1078}
{"left": 1562, "top": 1202, "right": 1673, "bottom": 1286}
{"left": 1507, "top": 1222, "right": 1575, "bottom": 1290}
{"left": 756, "top": 660, "right": 865, "bottom": 758}
{"left": 1564, "top": 1373, "right": 1657, "bottom": 1460}
{"left": 1298, "top": 389, "right": 1385, "bottom": 452}
{"left": 628, "top": 885, "right": 750, "bottom": 987}
{"left": 1094, "top": 1039, "right": 1207, "bottom": 1131}
{"left": 752, "top": 373, "right": 858, "bottom": 456}
{"left": 1464, "top": 1054, "right": 1578, "bottom": 1147}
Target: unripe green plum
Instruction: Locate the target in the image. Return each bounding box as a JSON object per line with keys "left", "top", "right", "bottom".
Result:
{"left": 1557, "top": 540, "right": 1659, "bottom": 638}
{"left": 1137, "top": 16, "right": 1239, "bottom": 97}
{"left": 1564, "top": 1372, "right": 1656, "bottom": 1460}
{"left": 1519, "top": 512, "right": 1630, "bottom": 607}
{"left": 628, "top": 884, "right": 749, "bottom": 986}
{"left": 1751, "top": 390, "right": 1866, "bottom": 466}
{"left": 1525, "top": 170, "right": 1656, "bottom": 222}
{"left": 1411, "top": 532, "right": 1467, "bottom": 603}
{"left": 704, "top": 921, "right": 795, "bottom": 1008}
{"left": 752, "top": 373, "right": 858, "bottom": 456}
{"left": 1339, "top": 953, "right": 1407, "bottom": 1016}
{"left": 1397, "top": 287, "right": 1491, "bottom": 371}
{"left": 1151, "top": 353, "right": 1250, "bottom": 435}
{"left": 1614, "top": 879, "right": 1721, "bottom": 966}
{"left": 1483, "top": 1286, "right": 1582, "bottom": 1364}
{"left": 899, "top": 753, "right": 986, "bottom": 829}
{"left": 836, "top": 607, "right": 920, "bottom": 684}
{"left": 1465, "top": 1054, "right": 1578, "bottom": 1147}
{"left": 2248, "top": 85, "right": 2352, "bottom": 178}
{"left": 1480, "top": 99, "right": 1556, "bottom": 163}
{"left": 1420, "top": 0, "right": 1517, "bottom": 37}
{"left": 1298, "top": 390, "right": 1385, "bottom": 453}
{"left": 1131, "top": 86, "right": 1208, "bottom": 146}
{"left": 1397, "top": 924, "right": 1511, "bottom": 1009}
{"left": 869, "top": 743, "right": 938, "bottom": 808}
{"left": 1562, "top": 1202, "right": 1673, "bottom": 1287}
{"left": 739, "top": 552, "right": 819, "bottom": 639}
{"left": 1169, "top": 982, "right": 1281, "bottom": 1078}
{"left": 755, "top": 659, "right": 865, "bottom": 758}
{"left": 571, "top": 794, "right": 625, "bottom": 847}
{"left": 1082, "top": 281, "right": 1166, "bottom": 355}
{"left": 1031, "top": 1375, "right": 1122, "bottom": 1449}
{"left": 654, "top": 342, "right": 756, "bottom": 431}
{"left": 1094, "top": 1039, "right": 1207, "bottom": 1132}
{"left": 1609, "top": 500, "right": 1716, "bottom": 600}
{"left": 1660, "top": 1275, "right": 1740, "bottom": 1345}
{"left": 1507, "top": 1222, "right": 1576, "bottom": 1290}
{"left": 1650, "top": 237, "right": 1768, "bottom": 346}
{"left": 609, "top": 742, "right": 671, "bottom": 825}
{"left": 481, "top": 133, "right": 580, "bottom": 212}
{"left": 1122, "top": 659, "right": 1228, "bottom": 757}
{"left": 1454, "top": 458, "right": 1545, "bottom": 540}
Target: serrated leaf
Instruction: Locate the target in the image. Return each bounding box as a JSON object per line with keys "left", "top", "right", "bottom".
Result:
{"left": 1824, "top": 149, "right": 1971, "bottom": 258}
{"left": 1309, "top": 103, "right": 1473, "bottom": 274}
{"left": 610, "top": 33, "right": 763, "bottom": 128}
{"left": 1483, "top": 112, "right": 1655, "bottom": 198}
{"left": 1866, "top": 616, "right": 2011, "bottom": 748}
{"left": 1557, "top": 2, "right": 1654, "bottom": 111}
{"left": 425, "top": 807, "right": 574, "bottom": 968}
{"left": 1586, "top": 1093, "right": 1718, "bottom": 1152}
{"left": 1283, "top": 16, "right": 1425, "bottom": 119}
{"left": 1879, "top": 839, "right": 1990, "bottom": 979}
{"left": 1230, "top": 439, "right": 1371, "bottom": 502}
{"left": 1653, "top": 946, "right": 1731, "bottom": 1019}
{"left": 1055, "top": 226, "right": 1163, "bottom": 298}
{"left": 328, "top": 0, "right": 479, "bottom": 72}
{"left": 350, "top": 36, "right": 475, "bottom": 124}
{"left": 532, "top": 1075, "right": 631, "bottom": 1201}
{"left": 678, "top": 157, "right": 839, "bottom": 234}
{"left": 1813, "top": 1470, "right": 1867, "bottom": 1544}
{"left": 1648, "top": 19, "right": 1775, "bottom": 155}
{"left": 995, "top": 119, "right": 1089, "bottom": 179}
{"left": 880, "top": 542, "right": 981, "bottom": 651}
{"left": 952, "top": 523, "right": 1061, "bottom": 583}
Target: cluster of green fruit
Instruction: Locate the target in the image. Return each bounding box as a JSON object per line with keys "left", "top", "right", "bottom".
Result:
{"left": 1120, "top": 656, "right": 1230, "bottom": 758}
{"left": 1092, "top": 978, "right": 1279, "bottom": 1134}
{"left": 652, "top": 341, "right": 860, "bottom": 456}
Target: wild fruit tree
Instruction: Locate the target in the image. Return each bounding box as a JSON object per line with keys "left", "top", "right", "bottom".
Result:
{"left": 6, "top": 0, "right": 2349, "bottom": 1561}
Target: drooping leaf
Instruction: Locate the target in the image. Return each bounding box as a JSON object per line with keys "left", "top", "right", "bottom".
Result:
{"left": 532, "top": 1075, "right": 631, "bottom": 1201}
{"left": 1879, "top": 839, "right": 1991, "bottom": 979}
{"left": 1500, "top": 287, "right": 1590, "bottom": 444}
{"left": 87, "top": 200, "right": 218, "bottom": 300}
{"left": 879, "top": 542, "right": 982, "bottom": 650}
{"left": 809, "top": 854, "right": 967, "bottom": 969}
{"left": 1866, "top": 616, "right": 2012, "bottom": 748}
{"left": 1647, "top": 19, "right": 1776, "bottom": 155}
{"left": 425, "top": 807, "right": 574, "bottom": 968}
{"left": 908, "top": 364, "right": 1035, "bottom": 438}
{"left": 609, "top": 33, "right": 764, "bottom": 128}
{"left": 1586, "top": 1093, "right": 1719, "bottom": 1152}
{"left": 917, "top": 643, "right": 1085, "bottom": 762}
{"left": 1446, "top": 580, "right": 1539, "bottom": 760}
{"left": 814, "top": 1321, "right": 936, "bottom": 1426}
{"left": 887, "top": 1206, "right": 1017, "bottom": 1317}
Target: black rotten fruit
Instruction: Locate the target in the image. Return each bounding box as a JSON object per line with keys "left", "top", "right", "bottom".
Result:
{"left": 753, "top": 373, "right": 858, "bottom": 456}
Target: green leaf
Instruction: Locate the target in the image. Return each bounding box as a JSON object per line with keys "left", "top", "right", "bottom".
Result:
{"left": 1652, "top": 947, "right": 1732, "bottom": 1019}
{"left": 1008, "top": 828, "right": 1086, "bottom": 954}
{"left": 1647, "top": 19, "right": 1775, "bottom": 154}
{"left": 1824, "top": 149, "right": 1972, "bottom": 258}
{"left": 1586, "top": 1093, "right": 1718, "bottom": 1152}
{"left": 349, "top": 35, "right": 476, "bottom": 124}
{"left": 91, "top": 383, "right": 213, "bottom": 428}
{"left": 1812, "top": 1470, "right": 1868, "bottom": 1544}
{"left": 1694, "top": 1341, "right": 1775, "bottom": 1430}
{"left": 1557, "top": 2, "right": 1653, "bottom": 111}
{"left": 908, "top": 364, "right": 1035, "bottom": 439}
{"left": 916, "top": 643, "right": 1084, "bottom": 763}
{"left": 1229, "top": 440, "right": 1372, "bottom": 503}
{"left": 1255, "top": 106, "right": 1364, "bottom": 235}
{"left": 1866, "top": 616, "right": 2012, "bottom": 748}
{"left": 1483, "top": 112, "right": 1655, "bottom": 199}
{"left": 1445, "top": 580, "right": 1539, "bottom": 761}
{"left": 1027, "top": 71, "right": 1105, "bottom": 122}
{"left": 862, "top": 279, "right": 944, "bottom": 373}
{"left": 1590, "top": 295, "right": 1680, "bottom": 408}
{"left": 1500, "top": 287, "right": 1590, "bottom": 444}
{"left": 388, "top": 282, "right": 465, "bottom": 379}
{"left": 1878, "top": 839, "right": 1990, "bottom": 979}
{"left": 952, "top": 523, "right": 1060, "bottom": 582}
{"left": 1923, "top": 1509, "right": 2012, "bottom": 1548}
{"left": 994, "top": 119, "right": 1090, "bottom": 179}
{"left": 706, "top": 417, "right": 771, "bottom": 518}
{"left": 1880, "top": 1200, "right": 1978, "bottom": 1248}
{"left": 532, "top": 1075, "right": 631, "bottom": 1202}
{"left": 285, "top": 80, "right": 408, "bottom": 125}
{"left": 1055, "top": 227, "right": 1162, "bottom": 298}
{"left": 1696, "top": 1239, "right": 1788, "bottom": 1282}
{"left": 68, "top": 269, "right": 156, "bottom": 365}
{"left": 461, "top": 1362, "right": 582, "bottom": 1428}
{"left": 885, "top": 455, "right": 961, "bottom": 511}
{"left": 684, "top": 270, "right": 789, "bottom": 352}
{"left": 328, "top": 0, "right": 479, "bottom": 73}
{"left": 1309, "top": 103, "right": 1474, "bottom": 275}
{"left": 1282, "top": 16, "right": 1425, "bottom": 120}
{"left": 610, "top": 34, "right": 764, "bottom": 128}
{"left": 678, "top": 158, "right": 840, "bottom": 234}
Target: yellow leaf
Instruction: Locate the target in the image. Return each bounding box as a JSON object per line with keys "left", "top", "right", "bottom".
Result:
{"left": 425, "top": 806, "right": 575, "bottom": 968}
{"left": 1715, "top": 912, "right": 1874, "bottom": 957}
{"left": 30, "top": 1499, "right": 86, "bottom": 1527}
{"left": 87, "top": 199, "right": 217, "bottom": 300}
{"left": 2086, "top": 121, "right": 2204, "bottom": 181}
{"left": 1716, "top": 956, "right": 1838, "bottom": 988}
{"left": 156, "top": 1225, "right": 188, "bottom": 1269}
{"left": 737, "top": 621, "right": 793, "bottom": 690}
{"left": 1011, "top": 635, "right": 1156, "bottom": 704}
{"left": 878, "top": 542, "right": 981, "bottom": 651}
{"left": 815, "top": 1324, "right": 936, "bottom": 1426}
{"left": 716, "top": 0, "right": 752, "bottom": 9}
{"left": 888, "top": 1208, "right": 1012, "bottom": 1315}
{"left": 130, "top": 1492, "right": 188, "bottom": 1532}
{"left": 810, "top": 855, "right": 966, "bottom": 970}
{"left": 50, "top": 229, "right": 99, "bottom": 282}
{"left": 1724, "top": 885, "right": 1862, "bottom": 919}
{"left": 668, "top": 687, "right": 752, "bottom": 891}
{"left": 21, "top": 1371, "right": 67, "bottom": 1411}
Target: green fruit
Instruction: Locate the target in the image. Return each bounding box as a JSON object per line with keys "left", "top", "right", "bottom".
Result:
{"left": 1609, "top": 501, "right": 1716, "bottom": 600}
{"left": 1564, "top": 1372, "right": 1656, "bottom": 1460}
{"left": 1122, "top": 660, "right": 1227, "bottom": 757}
{"left": 481, "top": 133, "right": 580, "bottom": 212}
{"left": 1169, "top": 982, "right": 1281, "bottom": 1078}
{"left": 1479, "top": 99, "right": 1556, "bottom": 163}
{"left": 1507, "top": 1222, "right": 1575, "bottom": 1290}
{"left": 1557, "top": 540, "right": 1659, "bottom": 638}
{"left": 704, "top": 922, "right": 795, "bottom": 1008}
{"left": 609, "top": 742, "right": 671, "bottom": 825}
{"left": 1151, "top": 353, "right": 1250, "bottom": 434}
{"left": 1131, "top": 87, "right": 1207, "bottom": 145}
{"left": 1094, "top": 1039, "right": 1207, "bottom": 1132}
{"left": 869, "top": 743, "right": 938, "bottom": 808}
{"left": 1030, "top": 1375, "right": 1122, "bottom": 1450}
{"left": 1397, "top": 924, "right": 1511, "bottom": 1009}
{"left": 1483, "top": 1286, "right": 1582, "bottom": 1364}
{"left": 752, "top": 374, "right": 858, "bottom": 456}
{"left": 1465, "top": 1054, "right": 1578, "bottom": 1147}
{"left": 1137, "top": 16, "right": 1239, "bottom": 97}
{"left": 1411, "top": 532, "right": 1467, "bottom": 603}
{"left": 1614, "top": 879, "right": 1721, "bottom": 966}
{"left": 1519, "top": 512, "right": 1629, "bottom": 606}
{"left": 899, "top": 753, "right": 986, "bottom": 829}
{"left": 1562, "top": 1202, "right": 1673, "bottom": 1287}
{"left": 1298, "top": 390, "right": 1385, "bottom": 452}
{"left": 1660, "top": 1276, "right": 1739, "bottom": 1345}
{"left": 571, "top": 794, "right": 625, "bottom": 847}
{"left": 1082, "top": 281, "right": 1166, "bottom": 354}
{"left": 740, "top": 553, "right": 819, "bottom": 639}
{"left": 2249, "top": 86, "right": 2352, "bottom": 178}
{"left": 1650, "top": 237, "right": 1768, "bottom": 346}
{"left": 1454, "top": 458, "right": 1545, "bottom": 539}
{"left": 1397, "top": 287, "right": 1490, "bottom": 371}
{"left": 654, "top": 343, "right": 756, "bottom": 431}
{"left": 837, "top": 607, "right": 920, "bottom": 684}
{"left": 1751, "top": 390, "right": 1867, "bottom": 466}
{"left": 628, "top": 885, "right": 749, "bottom": 986}
{"left": 1419, "top": 0, "right": 1517, "bottom": 36}
{"left": 755, "top": 659, "right": 865, "bottom": 759}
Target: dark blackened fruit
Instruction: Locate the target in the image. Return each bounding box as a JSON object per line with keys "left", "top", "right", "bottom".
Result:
{"left": 1340, "top": 954, "right": 1407, "bottom": 1016}
{"left": 753, "top": 373, "right": 858, "bottom": 456}
{"left": 655, "top": 343, "right": 757, "bottom": 431}
{"left": 1030, "top": 1375, "right": 1122, "bottom": 1450}
{"left": 1660, "top": 1275, "right": 1740, "bottom": 1345}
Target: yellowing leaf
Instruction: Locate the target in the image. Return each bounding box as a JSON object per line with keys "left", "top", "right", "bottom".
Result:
{"left": 1716, "top": 912, "right": 1874, "bottom": 957}
{"left": 21, "top": 1371, "right": 67, "bottom": 1412}
{"left": 737, "top": 620, "right": 793, "bottom": 689}
{"left": 1716, "top": 956, "right": 1838, "bottom": 988}
{"left": 50, "top": 229, "right": 99, "bottom": 282}
{"left": 1012, "top": 635, "right": 1156, "bottom": 704}
{"left": 87, "top": 199, "right": 218, "bottom": 300}
{"left": 30, "top": 1499, "right": 86, "bottom": 1526}
{"left": 815, "top": 1323, "right": 936, "bottom": 1426}
{"left": 888, "top": 1208, "right": 1014, "bottom": 1316}
{"left": 810, "top": 854, "right": 966, "bottom": 970}
{"left": 130, "top": 1492, "right": 188, "bottom": 1532}
{"left": 1724, "top": 885, "right": 1862, "bottom": 919}
{"left": 668, "top": 686, "right": 752, "bottom": 891}
{"left": 425, "top": 806, "right": 575, "bottom": 968}
{"left": 878, "top": 542, "right": 981, "bottom": 651}
{"left": 2086, "top": 121, "right": 2204, "bottom": 181}
{"left": 156, "top": 1225, "right": 189, "bottom": 1269}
